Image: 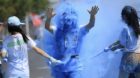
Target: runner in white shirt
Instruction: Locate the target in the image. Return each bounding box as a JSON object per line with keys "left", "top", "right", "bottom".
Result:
{"left": 0, "top": 16, "right": 61, "bottom": 78}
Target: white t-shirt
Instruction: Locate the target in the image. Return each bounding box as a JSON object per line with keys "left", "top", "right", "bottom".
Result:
{"left": 119, "top": 25, "right": 138, "bottom": 53}
{"left": 1, "top": 33, "right": 36, "bottom": 77}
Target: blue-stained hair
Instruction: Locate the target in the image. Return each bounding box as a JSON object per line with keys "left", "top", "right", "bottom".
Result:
{"left": 56, "top": 3, "right": 78, "bottom": 31}
{"left": 55, "top": 3, "right": 78, "bottom": 54}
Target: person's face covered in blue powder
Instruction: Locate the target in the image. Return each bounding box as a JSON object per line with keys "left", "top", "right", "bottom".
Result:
{"left": 58, "top": 7, "right": 78, "bottom": 32}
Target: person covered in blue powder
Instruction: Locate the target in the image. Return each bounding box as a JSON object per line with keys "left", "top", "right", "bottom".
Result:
{"left": 104, "top": 6, "right": 140, "bottom": 78}
{"left": 45, "top": 3, "right": 99, "bottom": 78}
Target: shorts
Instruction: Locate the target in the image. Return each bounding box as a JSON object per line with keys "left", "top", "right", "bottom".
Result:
{"left": 120, "top": 52, "right": 140, "bottom": 73}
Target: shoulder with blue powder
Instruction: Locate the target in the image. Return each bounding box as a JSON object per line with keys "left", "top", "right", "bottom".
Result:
{"left": 120, "top": 24, "right": 137, "bottom": 41}
{"left": 119, "top": 26, "right": 129, "bottom": 39}
{"left": 119, "top": 25, "right": 138, "bottom": 52}
{"left": 119, "top": 26, "right": 129, "bottom": 44}
{"left": 78, "top": 25, "right": 89, "bottom": 38}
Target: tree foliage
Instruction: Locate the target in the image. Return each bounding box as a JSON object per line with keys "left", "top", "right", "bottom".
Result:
{"left": 0, "top": 0, "right": 48, "bottom": 20}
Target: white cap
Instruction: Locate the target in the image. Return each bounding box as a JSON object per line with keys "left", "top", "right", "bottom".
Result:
{"left": 8, "top": 16, "right": 25, "bottom": 26}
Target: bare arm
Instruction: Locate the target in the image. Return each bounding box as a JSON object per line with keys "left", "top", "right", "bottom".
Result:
{"left": 108, "top": 41, "right": 124, "bottom": 51}
{"left": 45, "top": 8, "right": 56, "bottom": 33}
{"left": 32, "top": 46, "right": 62, "bottom": 64}
{"left": 85, "top": 6, "right": 99, "bottom": 30}
{"left": 32, "top": 46, "right": 56, "bottom": 61}
{"left": 32, "top": 46, "right": 51, "bottom": 59}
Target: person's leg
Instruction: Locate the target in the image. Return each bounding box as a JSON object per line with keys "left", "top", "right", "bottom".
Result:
{"left": 135, "top": 73, "right": 140, "bottom": 78}
{"left": 128, "top": 73, "right": 135, "bottom": 78}
{"left": 51, "top": 68, "right": 66, "bottom": 78}
{"left": 119, "top": 53, "right": 129, "bottom": 78}
{"left": 119, "top": 52, "right": 138, "bottom": 78}
{"left": 133, "top": 53, "right": 140, "bottom": 78}
{"left": 0, "top": 64, "right": 3, "bottom": 78}
{"left": 63, "top": 72, "right": 71, "bottom": 78}
{"left": 69, "top": 70, "right": 82, "bottom": 78}
{"left": 135, "top": 66, "right": 140, "bottom": 78}
{"left": 119, "top": 69, "right": 129, "bottom": 78}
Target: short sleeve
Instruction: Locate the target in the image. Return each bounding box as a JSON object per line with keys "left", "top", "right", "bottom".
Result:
{"left": 119, "top": 28, "right": 130, "bottom": 48}
{"left": 27, "top": 37, "right": 36, "bottom": 48}
{"left": 79, "top": 26, "right": 89, "bottom": 38}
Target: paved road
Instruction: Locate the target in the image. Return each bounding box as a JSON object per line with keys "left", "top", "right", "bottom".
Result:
{"left": 28, "top": 49, "right": 52, "bottom": 78}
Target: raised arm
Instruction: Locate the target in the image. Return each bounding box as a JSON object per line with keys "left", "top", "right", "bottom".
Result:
{"left": 85, "top": 6, "right": 99, "bottom": 30}
{"left": 45, "top": 8, "right": 56, "bottom": 33}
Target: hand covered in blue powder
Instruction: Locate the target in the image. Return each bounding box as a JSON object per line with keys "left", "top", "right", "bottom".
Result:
{"left": 104, "top": 47, "right": 110, "bottom": 52}
{"left": 49, "top": 57, "right": 63, "bottom": 65}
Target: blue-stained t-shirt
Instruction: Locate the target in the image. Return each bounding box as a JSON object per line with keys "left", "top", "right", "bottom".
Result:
{"left": 119, "top": 25, "right": 138, "bottom": 52}
{"left": 53, "top": 26, "right": 89, "bottom": 72}
{"left": 63, "top": 27, "right": 88, "bottom": 56}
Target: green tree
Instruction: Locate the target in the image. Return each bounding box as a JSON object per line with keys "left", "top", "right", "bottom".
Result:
{"left": 0, "top": 0, "right": 48, "bottom": 20}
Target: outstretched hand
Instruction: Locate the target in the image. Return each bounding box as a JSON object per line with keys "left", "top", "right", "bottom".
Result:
{"left": 49, "top": 57, "right": 63, "bottom": 65}
{"left": 88, "top": 6, "right": 99, "bottom": 18}
{"left": 86, "top": 6, "right": 99, "bottom": 30}
{"left": 104, "top": 47, "right": 110, "bottom": 52}
{"left": 46, "top": 8, "right": 56, "bottom": 20}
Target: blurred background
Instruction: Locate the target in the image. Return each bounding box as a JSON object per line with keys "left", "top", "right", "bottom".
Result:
{"left": 0, "top": 0, "right": 140, "bottom": 78}
{"left": 0, "top": 0, "right": 53, "bottom": 78}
